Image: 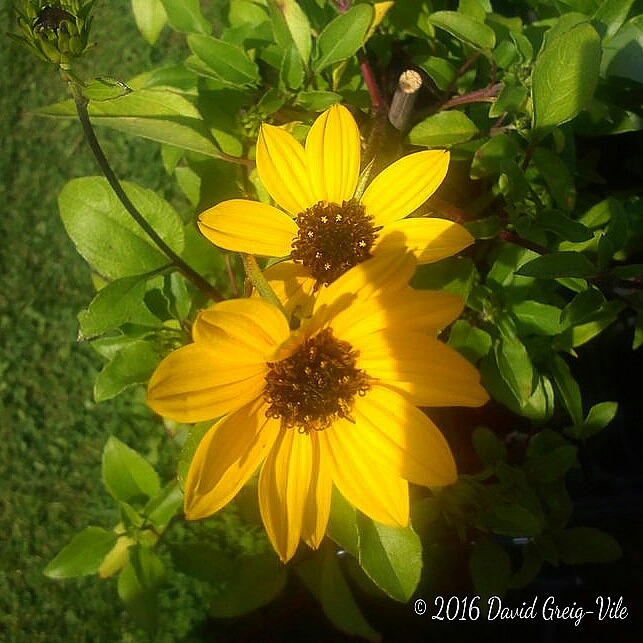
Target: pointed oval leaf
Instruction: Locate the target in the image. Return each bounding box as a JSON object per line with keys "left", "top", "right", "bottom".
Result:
{"left": 132, "top": 0, "right": 167, "bottom": 45}
{"left": 312, "top": 4, "right": 373, "bottom": 72}
{"left": 58, "top": 177, "right": 184, "bottom": 280}
{"left": 516, "top": 252, "right": 598, "bottom": 279}
{"left": 187, "top": 34, "right": 260, "bottom": 86}
{"left": 44, "top": 527, "right": 118, "bottom": 578}
{"left": 159, "top": 0, "right": 211, "bottom": 34}
{"left": 428, "top": 11, "right": 496, "bottom": 50}
{"left": 532, "top": 22, "right": 601, "bottom": 132}
{"left": 409, "top": 110, "right": 479, "bottom": 147}
{"left": 357, "top": 515, "right": 422, "bottom": 602}
{"left": 102, "top": 436, "right": 161, "bottom": 503}
{"left": 558, "top": 527, "right": 622, "bottom": 564}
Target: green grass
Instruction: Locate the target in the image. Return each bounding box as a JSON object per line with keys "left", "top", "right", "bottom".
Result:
{"left": 0, "top": 2, "right": 209, "bottom": 641}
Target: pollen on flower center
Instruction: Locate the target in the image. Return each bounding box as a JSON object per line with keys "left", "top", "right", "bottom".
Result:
{"left": 264, "top": 328, "right": 371, "bottom": 434}
{"left": 291, "top": 200, "right": 381, "bottom": 290}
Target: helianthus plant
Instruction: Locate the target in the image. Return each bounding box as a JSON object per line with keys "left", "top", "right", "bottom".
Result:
{"left": 18, "top": 0, "right": 640, "bottom": 638}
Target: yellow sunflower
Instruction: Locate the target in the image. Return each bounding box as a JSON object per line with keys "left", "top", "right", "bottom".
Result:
{"left": 147, "top": 253, "right": 488, "bottom": 562}
{"left": 198, "top": 103, "right": 473, "bottom": 310}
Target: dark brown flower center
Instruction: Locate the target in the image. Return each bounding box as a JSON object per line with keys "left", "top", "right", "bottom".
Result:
{"left": 291, "top": 199, "right": 381, "bottom": 290}
{"left": 264, "top": 328, "right": 371, "bottom": 434}
{"left": 34, "top": 6, "right": 76, "bottom": 33}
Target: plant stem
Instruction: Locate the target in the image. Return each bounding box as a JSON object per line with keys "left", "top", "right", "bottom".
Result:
{"left": 240, "top": 254, "right": 286, "bottom": 316}
{"left": 66, "top": 76, "right": 224, "bottom": 302}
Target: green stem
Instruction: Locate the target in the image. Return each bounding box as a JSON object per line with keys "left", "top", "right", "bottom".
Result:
{"left": 66, "top": 76, "right": 224, "bottom": 302}
{"left": 240, "top": 254, "right": 286, "bottom": 315}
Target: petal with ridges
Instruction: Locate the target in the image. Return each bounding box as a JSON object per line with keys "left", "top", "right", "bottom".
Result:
{"left": 259, "top": 428, "right": 313, "bottom": 562}
{"left": 305, "top": 104, "right": 361, "bottom": 205}
{"left": 356, "top": 331, "right": 489, "bottom": 408}
{"left": 264, "top": 261, "right": 317, "bottom": 319}
{"left": 301, "top": 433, "right": 332, "bottom": 550}
{"left": 184, "top": 399, "right": 280, "bottom": 520}
{"left": 374, "top": 218, "right": 473, "bottom": 264}
{"left": 198, "top": 199, "right": 297, "bottom": 257}
{"left": 147, "top": 343, "right": 267, "bottom": 422}
{"left": 257, "top": 124, "right": 316, "bottom": 215}
{"left": 194, "top": 298, "right": 290, "bottom": 354}
{"left": 361, "top": 150, "right": 450, "bottom": 226}
{"left": 353, "top": 385, "right": 457, "bottom": 487}
{"left": 319, "top": 421, "right": 409, "bottom": 526}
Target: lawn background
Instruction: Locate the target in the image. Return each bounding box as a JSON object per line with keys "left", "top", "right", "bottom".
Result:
{"left": 1, "top": 1, "right": 209, "bottom": 640}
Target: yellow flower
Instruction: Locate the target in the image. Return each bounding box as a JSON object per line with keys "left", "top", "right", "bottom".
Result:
{"left": 198, "top": 104, "right": 473, "bottom": 308}
{"left": 147, "top": 253, "right": 488, "bottom": 562}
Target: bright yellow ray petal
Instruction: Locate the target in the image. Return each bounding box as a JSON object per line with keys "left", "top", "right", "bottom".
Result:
{"left": 330, "top": 288, "right": 465, "bottom": 341}
{"left": 356, "top": 331, "right": 489, "bottom": 408}
{"left": 301, "top": 433, "right": 332, "bottom": 550}
{"left": 194, "top": 297, "right": 291, "bottom": 355}
{"left": 353, "top": 385, "right": 457, "bottom": 487}
{"left": 310, "top": 252, "right": 416, "bottom": 329}
{"left": 319, "top": 422, "right": 409, "bottom": 526}
{"left": 305, "top": 104, "right": 361, "bottom": 204}
{"left": 361, "top": 149, "right": 450, "bottom": 226}
{"left": 198, "top": 199, "right": 297, "bottom": 257}
{"left": 257, "top": 124, "right": 316, "bottom": 215}
{"left": 147, "top": 343, "right": 267, "bottom": 423}
{"left": 184, "top": 399, "right": 280, "bottom": 520}
{"left": 264, "top": 261, "right": 316, "bottom": 319}
{"left": 259, "top": 429, "right": 313, "bottom": 562}
{"left": 374, "top": 217, "right": 474, "bottom": 264}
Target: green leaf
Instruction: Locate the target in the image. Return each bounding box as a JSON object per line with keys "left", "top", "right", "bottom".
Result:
{"left": 94, "top": 340, "right": 163, "bottom": 402}
{"left": 568, "top": 301, "right": 624, "bottom": 347}
{"left": 634, "top": 311, "right": 643, "bottom": 350}
{"left": 297, "top": 548, "right": 381, "bottom": 643}
{"left": 470, "top": 133, "right": 519, "bottom": 177}
{"left": 494, "top": 330, "right": 534, "bottom": 404}
{"left": 78, "top": 275, "right": 164, "bottom": 340}
{"left": 469, "top": 539, "right": 511, "bottom": 606}
{"left": 312, "top": 4, "right": 373, "bottom": 72}
{"left": 602, "top": 15, "right": 643, "bottom": 83}
{"left": 531, "top": 148, "right": 577, "bottom": 211}
{"left": 44, "top": 527, "right": 118, "bottom": 579}
{"left": 548, "top": 354, "right": 583, "bottom": 427}
{"left": 327, "top": 487, "right": 359, "bottom": 558}
{"left": 295, "top": 90, "right": 342, "bottom": 111}
{"left": 209, "top": 553, "right": 288, "bottom": 617}
{"left": 273, "top": 0, "right": 312, "bottom": 65}
{"left": 280, "top": 42, "right": 306, "bottom": 90}
{"left": 472, "top": 426, "right": 507, "bottom": 465}
{"left": 593, "top": 0, "right": 636, "bottom": 41}
{"left": 570, "top": 401, "right": 618, "bottom": 440}
{"left": 597, "top": 205, "right": 629, "bottom": 268}
{"left": 448, "top": 319, "right": 492, "bottom": 363}
{"left": 159, "top": 0, "right": 211, "bottom": 34}
{"left": 516, "top": 252, "right": 597, "bottom": 278}
{"left": 510, "top": 301, "right": 567, "bottom": 336}
{"left": 561, "top": 287, "right": 605, "bottom": 326}
{"left": 145, "top": 481, "right": 183, "bottom": 528}
{"left": 131, "top": 0, "right": 167, "bottom": 45}
{"left": 118, "top": 546, "right": 164, "bottom": 633}
{"left": 39, "top": 89, "right": 221, "bottom": 158}
{"left": 532, "top": 21, "right": 601, "bottom": 133}
{"left": 102, "top": 436, "right": 161, "bottom": 503}
{"left": 409, "top": 110, "right": 479, "bottom": 147}
{"left": 58, "top": 178, "right": 185, "bottom": 281}
{"left": 489, "top": 83, "right": 528, "bottom": 117}
{"left": 528, "top": 445, "right": 578, "bottom": 483}
{"left": 538, "top": 210, "right": 593, "bottom": 242}
{"left": 428, "top": 11, "right": 496, "bottom": 50}
{"left": 489, "top": 503, "right": 545, "bottom": 537}
{"left": 557, "top": 527, "right": 622, "bottom": 564}
{"left": 411, "top": 257, "right": 476, "bottom": 299}
{"left": 187, "top": 34, "right": 260, "bottom": 86}
{"left": 357, "top": 515, "right": 422, "bottom": 602}
{"left": 418, "top": 56, "right": 456, "bottom": 91}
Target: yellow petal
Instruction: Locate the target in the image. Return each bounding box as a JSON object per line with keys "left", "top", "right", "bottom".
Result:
{"left": 264, "top": 261, "right": 317, "bottom": 319}
{"left": 374, "top": 217, "right": 474, "bottom": 264}
{"left": 361, "top": 150, "right": 450, "bottom": 226}
{"left": 319, "top": 421, "right": 409, "bottom": 526}
{"left": 147, "top": 343, "right": 267, "bottom": 423}
{"left": 184, "top": 399, "right": 280, "bottom": 520}
{"left": 259, "top": 428, "right": 313, "bottom": 562}
{"left": 356, "top": 331, "right": 489, "bottom": 408}
{"left": 311, "top": 252, "right": 416, "bottom": 327}
{"left": 353, "top": 385, "right": 457, "bottom": 487}
{"left": 257, "top": 123, "right": 316, "bottom": 215}
{"left": 198, "top": 199, "right": 297, "bottom": 257}
{"left": 305, "top": 104, "right": 361, "bottom": 204}
{"left": 301, "top": 433, "right": 332, "bottom": 551}
{"left": 331, "top": 288, "right": 465, "bottom": 342}
{"left": 194, "top": 298, "right": 291, "bottom": 355}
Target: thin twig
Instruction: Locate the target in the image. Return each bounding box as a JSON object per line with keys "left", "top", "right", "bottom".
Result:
{"left": 67, "top": 78, "right": 224, "bottom": 302}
